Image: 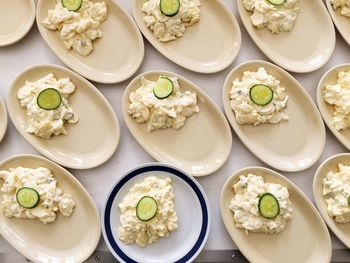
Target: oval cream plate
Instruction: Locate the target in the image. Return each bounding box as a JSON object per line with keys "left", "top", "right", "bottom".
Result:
{"left": 7, "top": 64, "right": 120, "bottom": 169}
{"left": 132, "top": 0, "right": 241, "bottom": 73}
{"left": 0, "top": 96, "right": 8, "bottom": 143}
{"left": 0, "top": 0, "right": 35, "bottom": 46}
{"left": 236, "top": 0, "right": 335, "bottom": 73}
{"left": 223, "top": 60, "right": 325, "bottom": 172}
{"left": 36, "top": 0, "right": 144, "bottom": 84}
{"left": 221, "top": 166, "right": 332, "bottom": 263}
{"left": 313, "top": 153, "right": 350, "bottom": 248}
{"left": 326, "top": 0, "right": 350, "bottom": 46}
{"left": 0, "top": 154, "right": 101, "bottom": 263}
{"left": 122, "top": 71, "right": 232, "bottom": 177}
{"left": 317, "top": 64, "right": 350, "bottom": 150}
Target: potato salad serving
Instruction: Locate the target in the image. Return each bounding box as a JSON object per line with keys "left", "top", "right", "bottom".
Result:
{"left": 330, "top": 0, "right": 350, "bottom": 17}
{"left": 230, "top": 174, "right": 292, "bottom": 234}
{"left": 230, "top": 67, "right": 289, "bottom": 126}
{"left": 117, "top": 176, "right": 178, "bottom": 247}
{"left": 142, "top": 0, "right": 201, "bottom": 42}
{"left": 323, "top": 70, "right": 350, "bottom": 131}
{"left": 43, "top": 0, "right": 108, "bottom": 56}
{"left": 128, "top": 76, "right": 199, "bottom": 132}
{"left": 242, "top": 0, "right": 300, "bottom": 34}
{"left": 18, "top": 73, "right": 78, "bottom": 139}
{"left": 323, "top": 163, "right": 350, "bottom": 223}
{"left": 0, "top": 167, "right": 75, "bottom": 224}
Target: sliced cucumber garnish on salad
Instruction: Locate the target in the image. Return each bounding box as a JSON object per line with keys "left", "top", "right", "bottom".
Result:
{"left": 37, "top": 88, "right": 62, "bottom": 110}
{"left": 160, "top": 0, "right": 180, "bottom": 17}
{"left": 153, "top": 77, "right": 174, "bottom": 99}
{"left": 62, "top": 0, "right": 83, "bottom": 11}
{"left": 267, "top": 0, "right": 286, "bottom": 6}
{"left": 16, "top": 187, "right": 40, "bottom": 209}
{"left": 136, "top": 196, "right": 158, "bottom": 221}
{"left": 258, "top": 193, "right": 280, "bottom": 219}
{"left": 249, "top": 84, "right": 274, "bottom": 106}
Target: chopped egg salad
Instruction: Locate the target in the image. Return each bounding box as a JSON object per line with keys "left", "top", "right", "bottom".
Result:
{"left": 230, "top": 67, "right": 289, "bottom": 126}
{"left": 323, "top": 163, "right": 350, "bottom": 223}
{"left": 330, "top": 0, "right": 350, "bottom": 17}
{"left": 0, "top": 167, "right": 75, "bottom": 224}
{"left": 242, "top": 0, "right": 300, "bottom": 34}
{"left": 43, "top": 0, "right": 107, "bottom": 56}
{"left": 142, "top": 0, "right": 201, "bottom": 42}
{"left": 17, "top": 73, "right": 78, "bottom": 139}
{"left": 323, "top": 70, "right": 350, "bottom": 131}
{"left": 117, "top": 176, "right": 178, "bottom": 247}
{"left": 128, "top": 76, "right": 199, "bottom": 132}
{"left": 229, "top": 174, "right": 292, "bottom": 234}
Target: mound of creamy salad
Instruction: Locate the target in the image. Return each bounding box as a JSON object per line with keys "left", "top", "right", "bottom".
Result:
{"left": 142, "top": 0, "right": 201, "bottom": 42}
{"left": 323, "top": 163, "right": 350, "bottom": 223}
{"left": 43, "top": 0, "right": 107, "bottom": 56}
{"left": 230, "top": 67, "right": 289, "bottom": 126}
{"left": 242, "top": 0, "right": 300, "bottom": 34}
{"left": 230, "top": 174, "right": 292, "bottom": 234}
{"left": 18, "top": 73, "right": 78, "bottom": 139}
{"left": 330, "top": 0, "right": 350, "bottom": 17}
{"left": 0, "top": 167, "right": 75, "bottom": 224}
{"left": 128, "top": 76, "right": 199, "bottom": 132}
{"left": 118, "top": 176, "right": 178, "bottom": 247}
{"left": 323, "top": 70, "right": 350, "bottom": 131}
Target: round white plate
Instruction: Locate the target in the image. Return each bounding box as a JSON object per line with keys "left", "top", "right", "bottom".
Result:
{"left": 101, "top": 163, "right": 210, "bottom": 263}
{"left": 326, "top": 0, "right": 350, "bottom": 46}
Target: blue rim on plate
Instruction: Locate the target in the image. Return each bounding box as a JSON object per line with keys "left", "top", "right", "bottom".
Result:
{"left": 101, "top": 163, "right": 210, "bottom": 263}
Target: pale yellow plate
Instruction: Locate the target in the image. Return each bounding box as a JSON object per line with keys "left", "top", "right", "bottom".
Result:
{"left": 0, "top": 154, "right": 101, "bottom": 263}
{"left": 237, "top": 0, "right": 335, "bottom": 73}
{"left": 36, "top": 0, "right": 144, "bottom": 84}
{"left": 0, "top": 96, "right": 7, "bottom": 143}
{"left": 223, "top": 60, "right": 325, "bottom": 172}
{"left": 0, "top": 0, "right": 35, "bottom": 46}
{"left": 221, "top": 166, "right": 332, "bottom": 263}
{"left": 317, "top": 64, "right": 350, "bottom": 150}
{"left": 313, "top": 153, "right": 350, "bottom": 249}
{"left": 326, "top": 0, "right": 350, "bottom": 46}
{"left": 7, "top": 64, "right": 120, "bottom": 169}
{"left": 122, "top": 71, "right": 232, "bottom": 177}
{"left": 132, "top": 0, "right": 241, "bottom": 73}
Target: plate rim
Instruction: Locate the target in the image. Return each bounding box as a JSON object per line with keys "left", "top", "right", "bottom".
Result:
{"left": 0, "top": 96, "right": 8, "bottom": 143}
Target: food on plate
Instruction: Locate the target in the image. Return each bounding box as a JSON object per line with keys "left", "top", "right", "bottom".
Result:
{"left": 17, "top": 73, "right": 78, "bottom": 139}
{"left": 117, "top": 176, "right": 178, "bottom": 247}
{"left": 330, "top": 0, "right": 350, "bottom": 17}
{"left": 229, "top": 67, "right": 289, "bottom": 126}
{"left": 229, "top": 173, "right": 292, "bottom": 234}
{"left": 242, "top": 0, "right": 300, "bottom": 34}
{"left": 323, "top": 163, "right": 350, "bottom": 223}
{"left": 323, "top": 70, "right": 350, "bottom": 131}
{"left": 142, "top": 0, "right": 201, "bottom": 42}
{"left": 0, "top": 166, "right": 75, "bottom": 224}
{"left": 43, "top": 0, "right": 108, "bottom": 56}
{"left": 128, "top": 76, "right": 199, "bottom": 132}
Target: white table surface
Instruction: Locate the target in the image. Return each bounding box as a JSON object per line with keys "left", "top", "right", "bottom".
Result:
{"left": 0, "top": 0, "right": 349, "bottom": 259}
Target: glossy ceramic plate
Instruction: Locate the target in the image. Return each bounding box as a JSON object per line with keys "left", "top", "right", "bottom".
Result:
{"left": 36, "top": 0, "right": 144, "bottom": 84}
{"left": 0, "top": 154, "right": 101, "bottom": 263}
{"left": 221, "top": 166, "right": 332, "bottom": 263}
{"left": 223, "top": 60, "right": 325, "bottom": 172}
{"left": 317, "top": 64, "right": 350, "bottom": 150}
{"left": 132, "top": 0, "right": 241, "bottom": 73}
{"left": 7, "top": 64, "right": 120, "bottom": 169}
{"left": 0, "top": 96, "right": 8, "bottom": 143}
{"left": 237, "top": 0, "right": 335, "bottom": 73}
{"left": 0, "top": 0, "right": 35, "bottom": 46}
{"left": 326, "top": 0, "right": 350, "bottom": 46}
{"left": 122, "top": 71, "right": 232, "bottom": 177}
{"left": 102, "top": 163, "right": 210, "bottom": 263}
{"left": 313, "top": 153, "right": 350, "bottom": 248}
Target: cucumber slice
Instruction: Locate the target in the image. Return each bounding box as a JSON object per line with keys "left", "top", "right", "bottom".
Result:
{"left": 249, "top": 84, "right": 274, "bottom": 106}
{"left": 160, "top": 0, "right": 180, "bottom": 17}
{"left": 267, "top": 0, "right": 286, "bottom": 6}
{"left": 16, "top": 187, "right": 40, "bottom": 209}
{"left": 153, "top": 77, "right": 174, "bottom": 99}
{"left": 348, "top": 195, "right": 350, "bottom": 205}
{"left": 136, "top": 196, "right": 158, "bottom": 221}
{"left": 62, "top": 0, "right": 82, "bottom": 11}
{"left": 258, "top": 193, "right": 280, "bottom": 219}
{"left": 37, "top": 88, "right": 62, "bottom": 110}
